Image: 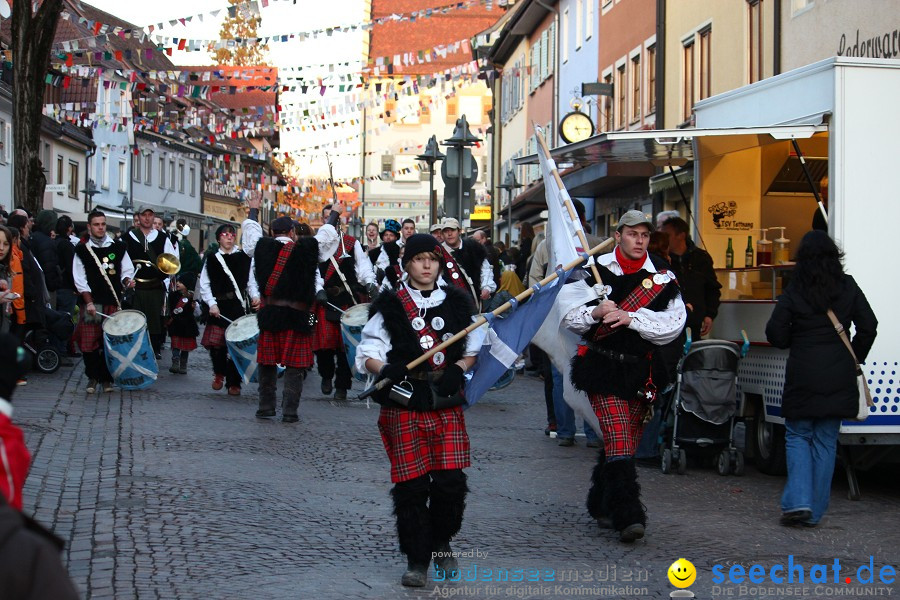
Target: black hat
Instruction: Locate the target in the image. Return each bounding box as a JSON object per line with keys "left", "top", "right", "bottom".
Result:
{"left": 177, "top": 271, "right": 198, "bottom": 292}
{"left": 0, "top": 333, "right": 29, "bottom": 401}
{"left": 401, "top": 234, "right": 443, "bottom": 269}
{"left": 271, "top": 216, "right": 295, "bottom": 234}
{"left": 215, "top": 223, "right": 236, "bottom": 239}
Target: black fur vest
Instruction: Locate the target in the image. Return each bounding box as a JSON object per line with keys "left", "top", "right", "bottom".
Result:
{"left": 254, "top": 236, "right": 319, "bottom": 333}
{"left": 443, "top": 239, "right": 486, "bottom": 290}
{"left": 368, "top": 285, "right": 475, "bottom": 407}
{"left": 570, "top": 253, "right": 683, "bottom": 399}
{"left": 205, "top": 250, "right": 252, "bottom": 325}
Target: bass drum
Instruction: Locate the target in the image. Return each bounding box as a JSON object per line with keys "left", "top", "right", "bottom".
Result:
{"left": 225, "top": 314, "right": 261, "bottom": 384}
{"left": 340, "top": 303, "right": 370, "bottom": 382}
{"left": 103, "top": 309, "right": 158, "bottom": 390}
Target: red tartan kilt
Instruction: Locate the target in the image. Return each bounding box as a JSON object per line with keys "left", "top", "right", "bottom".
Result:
{"left": 201, "top": 324, "right": 227, "bottom": 349}
{"left": 589, "top": 393, "right": 648, "bottom": 458}
{"left": 73, "top": 305, "right": 118, "bottom": 352}
{"left": 313, "top": 303, "right": 344, "bottom": 351}
{"left": 377, "top": 405, "right": 470, "bottom": 483}
{"left": 170, "top": 336, "right": 198, "bottom": 351}
{"left": 257, "top": 329, "right": 314, "bottom": 368}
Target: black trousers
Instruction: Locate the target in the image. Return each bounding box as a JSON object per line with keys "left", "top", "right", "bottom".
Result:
{"left": 539, "top": 349, "right": 555, "bottom": 424}
{"left": 83, "top": 350, "right": 112, "bottom": 383}
{"left": 209, "top": 346, "right": 242, "bottom": 387}
{"left": 315, "top": 349, "right": 352, "bottom": 390}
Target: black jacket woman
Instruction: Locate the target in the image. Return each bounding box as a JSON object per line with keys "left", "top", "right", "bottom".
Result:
{"left": 765, "top": 230, "right": 877, "bottom": 527}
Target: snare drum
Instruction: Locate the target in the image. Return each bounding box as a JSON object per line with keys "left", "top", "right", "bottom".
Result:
{"left": 102, "top": 309, "right": 158, "bottom": 390}
{"left": 340, "top": 303, "right": 370, "bottom": 381}
{"left": 225, "top": 314, "right": 261, "bottom": 384}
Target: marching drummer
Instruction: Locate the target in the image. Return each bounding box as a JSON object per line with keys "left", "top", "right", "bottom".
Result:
{"left": 196, "top": 224, "right": 260, "bottom": 396}
{"left": 438, "top": 218, "right": 496, "bottom": 308}
{"left": 72, "top": 210, "right": 135, "bottom": 394}
{"left": 241, "top": 205, "right": 344, "bottom": 422}
{"left": 124, "top": 205, "right": 177, "bottom": 360}
{"left": 313, "top": 211, "right": 377, "bottom": 401}
{"left": 356, "top": 234, "right": 482, "bottom": 588}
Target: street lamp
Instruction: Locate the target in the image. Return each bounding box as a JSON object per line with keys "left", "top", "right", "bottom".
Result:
{"left": 119, "top": 194, "right": 133, "bottom": 233}
{"left": 497, "top": 170, "right": 522, "bottom": 247}
{"left": 442, "top": 115, "right": 481, "bottom": 224}
{"left": 203, "top": 215, "right": 215, "bottom": 251}
{"left": 416, "top": 135, "right": 445, "bottom": 227}
{"left": 80, "top": 179, "right": 100, "bottom": 214}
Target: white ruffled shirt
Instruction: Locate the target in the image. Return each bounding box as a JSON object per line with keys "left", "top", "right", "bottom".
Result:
{"left": 562, "top": 250, "right": 686, "bottom": 345}
{"left": 355, "top": 284, "right": 484, "bottom": 375}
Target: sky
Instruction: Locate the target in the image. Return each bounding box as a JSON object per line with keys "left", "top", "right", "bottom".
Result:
{"left": 82, "top": 0, "right": 367, "bottom": 179}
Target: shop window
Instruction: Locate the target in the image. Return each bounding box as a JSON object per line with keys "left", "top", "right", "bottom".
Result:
{"left": 748, "top": 0, "right": 764, "bottom": 83}
{"left": 699, "top": 27, "right": 712, "bottom": 100}
{"left": 682, "top": 38, "right": 695, "bottom": 122}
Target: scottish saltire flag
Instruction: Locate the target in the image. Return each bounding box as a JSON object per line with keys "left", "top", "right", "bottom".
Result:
{"left": 465, "top": 268, "right": 570, "bottom": 406}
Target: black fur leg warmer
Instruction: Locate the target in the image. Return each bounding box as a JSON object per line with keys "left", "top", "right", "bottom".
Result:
{"left": 429, "top": 470, "right": 468, "bottom": 545}
{"left": 586, "top": 452, "right": 608, "bottom": 521}
{"left": 391, "top": 475, "right": 432, "bottom": 565}
{"left": 603, "top": 458, "right": 646, "bottom": 531}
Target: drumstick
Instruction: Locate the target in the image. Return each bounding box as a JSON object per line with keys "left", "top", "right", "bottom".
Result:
{"left": 95, "top": 312, "right": 113, "bottom": 319}
{"left": 327, "top": 302, "right": 347, "bottom": 315}
{"left": 217, "top": 315, "right": 234, "bottom": 324}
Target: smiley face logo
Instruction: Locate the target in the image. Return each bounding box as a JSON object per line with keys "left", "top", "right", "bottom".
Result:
{"left": 668, "top": 558, "right": 696, "bottom": 588}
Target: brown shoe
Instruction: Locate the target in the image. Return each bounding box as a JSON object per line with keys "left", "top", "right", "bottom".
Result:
{"left": 212, "top": 374, "right": 224, "bottom": 390}
{"left": 227, "top": 386, "right": 241, "bottom": 396}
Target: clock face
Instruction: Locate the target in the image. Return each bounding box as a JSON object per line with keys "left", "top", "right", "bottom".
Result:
{"left": 560, "top": 111, "right": 594, "bottom": 144}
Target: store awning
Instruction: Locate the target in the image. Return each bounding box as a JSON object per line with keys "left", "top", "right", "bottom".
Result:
{"left": 649, "top": 166, "right": 695, "bottom": 195}
{"left": 513, "top": 124, "right": 828, "bottom": 167}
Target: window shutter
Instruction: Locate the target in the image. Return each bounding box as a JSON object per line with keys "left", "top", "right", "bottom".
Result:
{"left": 548, "top": 22, "right": 556, "bottom": 75}
{"left": 541, "top": 29, "right": 549, "bottom": 81}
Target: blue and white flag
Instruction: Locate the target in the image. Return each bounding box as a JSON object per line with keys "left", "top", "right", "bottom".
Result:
{"left": 465, "top": 268, "right": 570, "bottom": 406}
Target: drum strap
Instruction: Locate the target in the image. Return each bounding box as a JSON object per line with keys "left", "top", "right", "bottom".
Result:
{"left": 264, "top": 241, "right": 294, "bottom": 297}
{"left": 85, "top": 243, "right": 121, "bottom": 309}
{"left": 214, "top": 252, "right": 246, "bottom": 312}
{"left": 328, "top": 255, "right": 358, "bottom": 306}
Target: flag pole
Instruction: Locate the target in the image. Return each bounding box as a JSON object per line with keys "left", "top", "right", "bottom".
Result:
{"left": 357, "top": 237, "right": 615, "bottom": 400}
{"left": 532, "top": 123, "right": 605, "bottom": 288}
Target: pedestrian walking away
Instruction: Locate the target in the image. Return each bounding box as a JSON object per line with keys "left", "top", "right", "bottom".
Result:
{"left": 765, "top": 230, "right": 877, "bottom": 528}
{"left": 563, "top": 210, "right": 686, "bottom": 543}
{"left": 357, "top": 233, "right": 483, "bottom": 588}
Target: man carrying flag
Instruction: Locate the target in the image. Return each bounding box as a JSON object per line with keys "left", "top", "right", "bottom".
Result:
{"left": 562, "top": 210, "right": 685, "bottom": 543}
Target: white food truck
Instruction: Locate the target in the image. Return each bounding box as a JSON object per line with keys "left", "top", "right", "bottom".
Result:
{"left": 521, "top": 57, "right": 900, "bottom": 497}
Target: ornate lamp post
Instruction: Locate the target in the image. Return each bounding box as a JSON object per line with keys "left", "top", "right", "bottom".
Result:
{"left": 119, "top": 194, "right": 133, "bottom": 233}
{"left": 416, "top": 135, "right": 445, "bottom": 227}
{"left": 80, "top": 179, "right": 100, "bottom": 214}
{"left": 442, "top": 116, "right": 481, "bottom": 224}
{"left": 496, "top": 170, "right": 521, "bottom": 247}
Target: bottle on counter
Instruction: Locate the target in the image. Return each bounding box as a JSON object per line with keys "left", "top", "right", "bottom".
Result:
{"left": 773, "top": 227, "right": 791, "bottom": 264}
{"left": 757, "top": 228, "right": 772, "bottom": 265}
{"left": 725, "top": 237, "right": 734, "bottom": 269}
{"left": 745, "top": 235, "right": 754, "bottom": 268}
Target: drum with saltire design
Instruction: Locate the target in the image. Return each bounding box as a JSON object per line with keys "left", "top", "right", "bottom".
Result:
{"left": 103, "top": 309, "right": 158, "bottom": 390}
{"left": 340, "top": 303, "right": 370, "bottom": 382}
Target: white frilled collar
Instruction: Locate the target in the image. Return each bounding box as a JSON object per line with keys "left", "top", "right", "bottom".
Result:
{"left": 274, "top": 236, "right": 293, "bottom": 244}
{"left": 403, "top": 283, "right": 446, "bottom": 309}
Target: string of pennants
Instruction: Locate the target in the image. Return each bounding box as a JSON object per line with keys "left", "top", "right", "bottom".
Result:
{"left": 52, "top": 0, "right": 491, "bottom": 55}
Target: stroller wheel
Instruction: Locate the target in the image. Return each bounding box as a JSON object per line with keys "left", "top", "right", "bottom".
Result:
{"left": 732, "top": 451, "right": 745, "bottom": 476}
{"left": 36, "top": 347, "right": 61, "bottom": 374}
{"left": 717, "top": 449, "right": 731, "bottom": 476}
{"left": 676, "top": 449, "right": 687, "bottom": 475}
{"left": 661, "top": 449, "right": 673, "bottom": 474}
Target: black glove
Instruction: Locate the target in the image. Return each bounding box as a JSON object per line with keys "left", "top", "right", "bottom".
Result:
{"left": 366, "top": 283, "right": 378, "bottom": 299}
{"left": 315, "top": 289, "right": 328, "bottom": 304}
{"left": 380, "top": 362, "right": 408, "bottom": 383}
{"left": 436, "top": 364, "right": 465, "bottom": 397}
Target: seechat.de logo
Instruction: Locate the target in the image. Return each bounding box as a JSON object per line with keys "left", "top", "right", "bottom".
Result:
{"left": 711, "top": 556, "right": 896, "bottom": 586}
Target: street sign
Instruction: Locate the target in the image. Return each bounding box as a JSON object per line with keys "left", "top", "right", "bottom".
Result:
{"left": 582, "top": 82, "right": 614, "bottom": 97}
{"left": 471, "top": 205, "right": 491, "bottom": 220}
{"left": 45, "top": 184, "right": 67, "bottom": 193}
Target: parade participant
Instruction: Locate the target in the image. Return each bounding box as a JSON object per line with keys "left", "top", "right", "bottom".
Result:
{"left": 249, "top": 208, "right": 343, "bottom": 422}
{"left": 439, "top": 218, "right": 496, "bottom": 307}
{"left": 372, "top": 219, "right": 401, "bottom": 268}
{"left": 124, "top": 206, "right": 177, "bottom": 359}
{"left": 314, "top": 221, "right": 377, "bottom": 400}
{"left": 400, "top": 218, "right": 417, "bottom": 245}
{"left": 197, "top": 224, "right": 259, "bottom": 395}
{"left": 363, "top": 222, "right": 380, "bottom": 252}
{"left": 72, "top": 211, "right": 135, "bottom": 394}
{"left": 169, "top": 219, "right": 202, "bottom": 278}
{"left": 429, "top": 223, "right": 443, "bottom": 243}
{"left": 166, "top": 272, "right": 199, "bottom": 375}
{"left": 563, "top": 210, "right": 685, "bottom": 543}
{"left": 356, "top": 234, "right": 482, "bottom": 587}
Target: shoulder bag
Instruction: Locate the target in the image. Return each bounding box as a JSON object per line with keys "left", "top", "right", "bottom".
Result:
{"left": 826, "top": 309, "right": 873, "bottom": 421}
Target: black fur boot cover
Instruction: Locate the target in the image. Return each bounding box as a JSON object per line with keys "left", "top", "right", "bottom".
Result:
{"left": 429, "top": 469, "right": 468, "bottom": 545}
{"left": 603, "top": 458, "right": 647, "bottom": 531}
{"left": 391, "top": 475, "right": 432, "bottom": 565}
{"left": 586, "top": 452, "right": 608, "bottom": 521}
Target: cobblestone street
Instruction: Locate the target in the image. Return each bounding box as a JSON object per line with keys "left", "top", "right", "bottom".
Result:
{"left": 14, "top": 352, "right": 900, "bottom": 600}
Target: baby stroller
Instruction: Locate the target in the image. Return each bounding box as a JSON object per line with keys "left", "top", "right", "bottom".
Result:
{"left": 21, "top": 307, "right": 75, "bottom": 375}
{"left": 659, "top": 330, "right": 749, "bottom": 476}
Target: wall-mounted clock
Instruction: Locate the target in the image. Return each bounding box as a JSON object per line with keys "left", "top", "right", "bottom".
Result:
{"left": 559, "top": 111, "right": 595, "bottom": 144}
